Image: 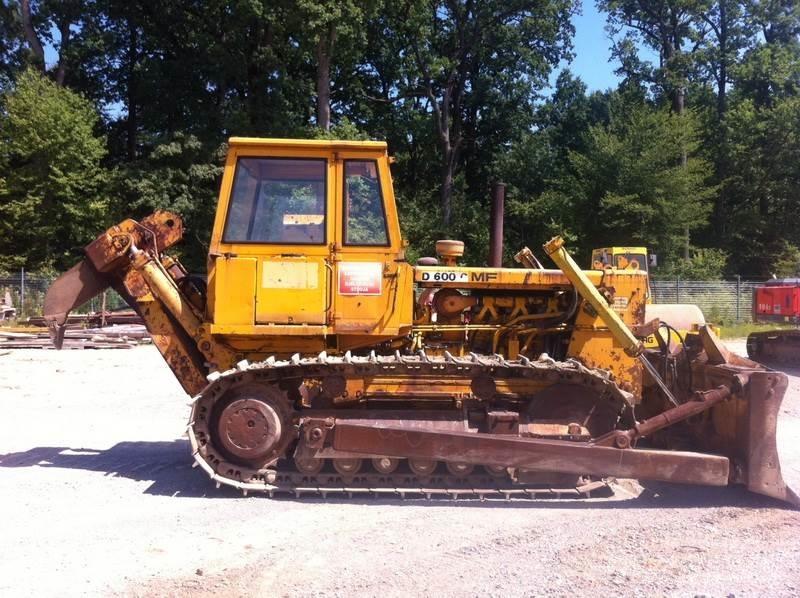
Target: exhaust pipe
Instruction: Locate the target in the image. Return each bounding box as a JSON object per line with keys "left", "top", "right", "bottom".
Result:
{"left": 488, "top": 182, "right": 506, "bottom": 267}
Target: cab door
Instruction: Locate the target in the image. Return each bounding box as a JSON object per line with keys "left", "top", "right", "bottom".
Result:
{"left": 216, "top": 153, "right": 334, "bottom": 326}
{"left": 254, "top": 157, "right": 333, "bottom": 325}
{"left": 332, "top": 154, "right": 409, "bottom": 335}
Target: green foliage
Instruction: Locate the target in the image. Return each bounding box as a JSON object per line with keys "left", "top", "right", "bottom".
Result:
{"left": 344, "top": 170, "right": 388, "bottom": 245}
{"left": 1, "top": 0, "right": 800, "bottom": 283}
{"left": 577, "top": 106, "right": 715, "bottom": 265}
{"left": 773, "top": 242, "right": 800, "bottom": 278}
{"left": 656, "top": 248, "right": 729, "bottom": 280}
{"left": 306, "top": 118, "right": 371, "bottom": 141}
{"left": 0, "top": 69, "right": 109, "bottom": 270}
{"left": 113, "top": 134, "right": 224, "bottom": 271}
{"left": 723, "top": 96, "right": 800, "bottom": 275}
{"left": 516, "top": 102, "right": 716, "bottom": 268}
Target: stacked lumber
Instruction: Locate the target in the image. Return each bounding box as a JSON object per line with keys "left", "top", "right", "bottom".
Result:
{"left": 0, "top": 324, "right": 149, "bottom": 350}
{"left": 25, "top": 310, "right": 143, "bottom": 328}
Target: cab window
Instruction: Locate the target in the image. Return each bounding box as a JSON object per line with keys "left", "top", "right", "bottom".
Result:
{"left": 592, "top": 249, "right": 611, "bottom": 270}
{"left": 615, "top": 253, "right": 647, "bottom": 272}
{"left": 223, "top": 157, "right": 326, "bottom": 244}
{"left": 343, "top": 160, "right": 389, "bottom": 246}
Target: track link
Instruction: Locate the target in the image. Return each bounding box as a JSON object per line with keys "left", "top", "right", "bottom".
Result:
{"left": 187, "top": 351, "right": 633, "bottom": 499}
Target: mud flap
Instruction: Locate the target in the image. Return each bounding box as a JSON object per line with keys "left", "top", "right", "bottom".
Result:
{"left": 43, "top": 259, "right": 111, "bottom": 348}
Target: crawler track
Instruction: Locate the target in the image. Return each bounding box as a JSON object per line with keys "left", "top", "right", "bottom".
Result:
{"left": 187, "top": 352, "right": 633, "bottom": 499}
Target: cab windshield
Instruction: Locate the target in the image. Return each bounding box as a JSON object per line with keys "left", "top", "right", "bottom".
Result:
{"left": 223, "top": 157, "right": 326, "bottom": 244}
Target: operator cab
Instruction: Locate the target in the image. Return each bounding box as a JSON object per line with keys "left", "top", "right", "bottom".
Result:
{"left": 591, "top": 247, "right": 649, "bottom": 273}
{"left": 206, "top": 138, "right": 413, "bottom": 342}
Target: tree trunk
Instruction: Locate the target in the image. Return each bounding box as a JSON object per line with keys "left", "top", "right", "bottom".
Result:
{"left": 664, "top": 34, "right": 691, "bottom": 259}
{"left": 681, "top": 141, "right": 690, "bottom": 260}
{"left": 713, "top": 2, "right": 729, "bottom": 243}
{"left": 126, "top": 22, "right": 138, "bottom": 161}
{"left": 19, "top": 0, "right": 45, "bottom": 70}
{"left": 54, "top": 20, "right": 71, "bottom": 85}
{"left": 315, "top": 25, "right": 336, "bottom": 131}
{"left": 717, "top": 1, "right": 728, "bottom": 120}
{"left": 440, "top": 151, "right": 455, "bottom": 227}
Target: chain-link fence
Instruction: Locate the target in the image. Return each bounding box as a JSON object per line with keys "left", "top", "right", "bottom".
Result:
{"left": 651, "top": 279, "right": 757, "bottom": 324}
{"left": 0, "top": 269, "right": 761, "bottom": 324}
{"left": 0, "top": 270, "right": 127, "bottom": 321}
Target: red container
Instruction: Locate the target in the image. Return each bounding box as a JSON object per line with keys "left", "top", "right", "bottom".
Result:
{"left": 754, "top": 280, "right": 800, "bottom": 323}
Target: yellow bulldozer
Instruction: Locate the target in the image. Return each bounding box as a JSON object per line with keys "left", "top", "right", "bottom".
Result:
{"left": 43, "top": 137, "right": 797, "bottom": 504}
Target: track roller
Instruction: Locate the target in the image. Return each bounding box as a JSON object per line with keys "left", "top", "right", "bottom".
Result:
{"left": 333, "top": 458, "right": 363, "bottom": 476}
{"left": 446, "top": 462, "right": 474, "bottom": 476}
{"left": 294, "top": 456, "right": 324, "bottom": 475}
{"left": 409, "top": 458, "right": 437, "bottom": 477}
{"left": 372, "top": 457, "right": 400, "bottom": 474}
{"left": 484, "top": 464, "right": 507, "bottom": 477}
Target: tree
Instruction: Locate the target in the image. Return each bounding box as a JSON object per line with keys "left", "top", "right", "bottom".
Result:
{"left": 296, "top": 0, "right": 374, "bottom": 131}
{"left": 601, "top": 0, "right": 704, "bottom": 114}
{"left": 734, "top": 0, "right": 800, "bottom": 108}
{"left": 393, "top": 0, "right": 576, "bottom": 228}
{"left": 566, "top": 104, "right": 715, "bottom": 266}
{"left": 694, "top": 0, "right": 750, "bottom": 120}
{"left": 600, "top": 0, "right": 710, "bottom": 259}
{"left": 0, "top": 69, "right": 109, "bottom": 270}
{"left": 500, "top": 73, "right": 614, "bottom": 259}
{"left": 14, "top": 0, "right": 86, "bottom": 86}
{"left": 723, "top": 96, "right": 800, "bottom": 276}
{"left": 113, "top": 134, "right": 226, "bottom": 271}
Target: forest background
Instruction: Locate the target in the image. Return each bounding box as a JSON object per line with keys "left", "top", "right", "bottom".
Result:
{"left": 1, "top": 0, "right": 799, "bottom": 280}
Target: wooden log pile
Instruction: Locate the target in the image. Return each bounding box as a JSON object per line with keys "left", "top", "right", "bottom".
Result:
{"left": 24, "top": 310, "right": 143, "bottom": 328}
{"left": 0, "top": 323, "right": 149, "bottom": 350}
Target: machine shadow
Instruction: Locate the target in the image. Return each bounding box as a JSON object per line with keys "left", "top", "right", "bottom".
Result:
{"left": 0, "top": 440, "right": 790, "bottom": 510}
{"left": 0, "top": 439, "right": 239, "bottom": 498}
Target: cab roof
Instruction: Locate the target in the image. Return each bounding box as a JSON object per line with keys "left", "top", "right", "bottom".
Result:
{"left": 228, "top": 137, "right": 387, "bottom": 152}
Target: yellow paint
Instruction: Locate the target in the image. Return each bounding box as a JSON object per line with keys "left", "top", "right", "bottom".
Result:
{"left": 261, "top": 261, "right": 319, "bottom": 289}
{"left": 200, "top": 138, "right": 646, "bottom": 396}
{"left": 591, "top": 246, "right": 648, "bottom": 271}
{"left": 257, "top": 258, "right": 326, "bottom": 324}
{"left": 207, "top": 137, "right": 413, "bottom": 338}
{"left": 545, "top": 236, "right": 642, "bottom": 356}
{"left": 211, "top": 257, "right": 256, "bottom": 325}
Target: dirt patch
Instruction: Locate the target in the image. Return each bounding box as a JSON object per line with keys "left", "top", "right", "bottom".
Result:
{"left": 1, "top": 344, "right": 798, "bottom": 597}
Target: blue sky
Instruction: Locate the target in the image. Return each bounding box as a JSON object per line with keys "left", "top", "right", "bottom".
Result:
{"left": 566, "top": 1, "right": 620, "bottom": 91}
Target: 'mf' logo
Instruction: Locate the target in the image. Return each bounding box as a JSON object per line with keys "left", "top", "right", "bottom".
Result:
{"left": 470, "top": 271, "right": 498, "bottom": 282}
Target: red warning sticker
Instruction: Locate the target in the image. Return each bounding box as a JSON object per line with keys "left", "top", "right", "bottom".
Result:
{"left": 338, "top": 262, "right": 382, "bottom": 295}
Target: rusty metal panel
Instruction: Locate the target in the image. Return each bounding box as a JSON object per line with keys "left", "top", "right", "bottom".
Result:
{"left": 331, "top": 422, "right": 731, "bottom": 486}
{"left": 744, "top": 371, "right": 800, "bottom": 505}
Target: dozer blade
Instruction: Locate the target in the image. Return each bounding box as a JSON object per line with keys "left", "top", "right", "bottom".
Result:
{"left": 742, "top": 370, "right": 799, "bottom": 505}
{"left": 43, "top": 259, "right": 111, "bottom": 349}
{"left": 696, "top": 326, "right": 799, "bottom": 506}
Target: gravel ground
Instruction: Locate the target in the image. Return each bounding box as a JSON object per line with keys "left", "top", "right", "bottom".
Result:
{"left": 1, "top": 341, "right": 799, "bottom": 597}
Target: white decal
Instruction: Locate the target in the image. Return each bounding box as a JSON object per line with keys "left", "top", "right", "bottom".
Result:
{"left": 339, "top": 262, "right": 382, "bottom": 295}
